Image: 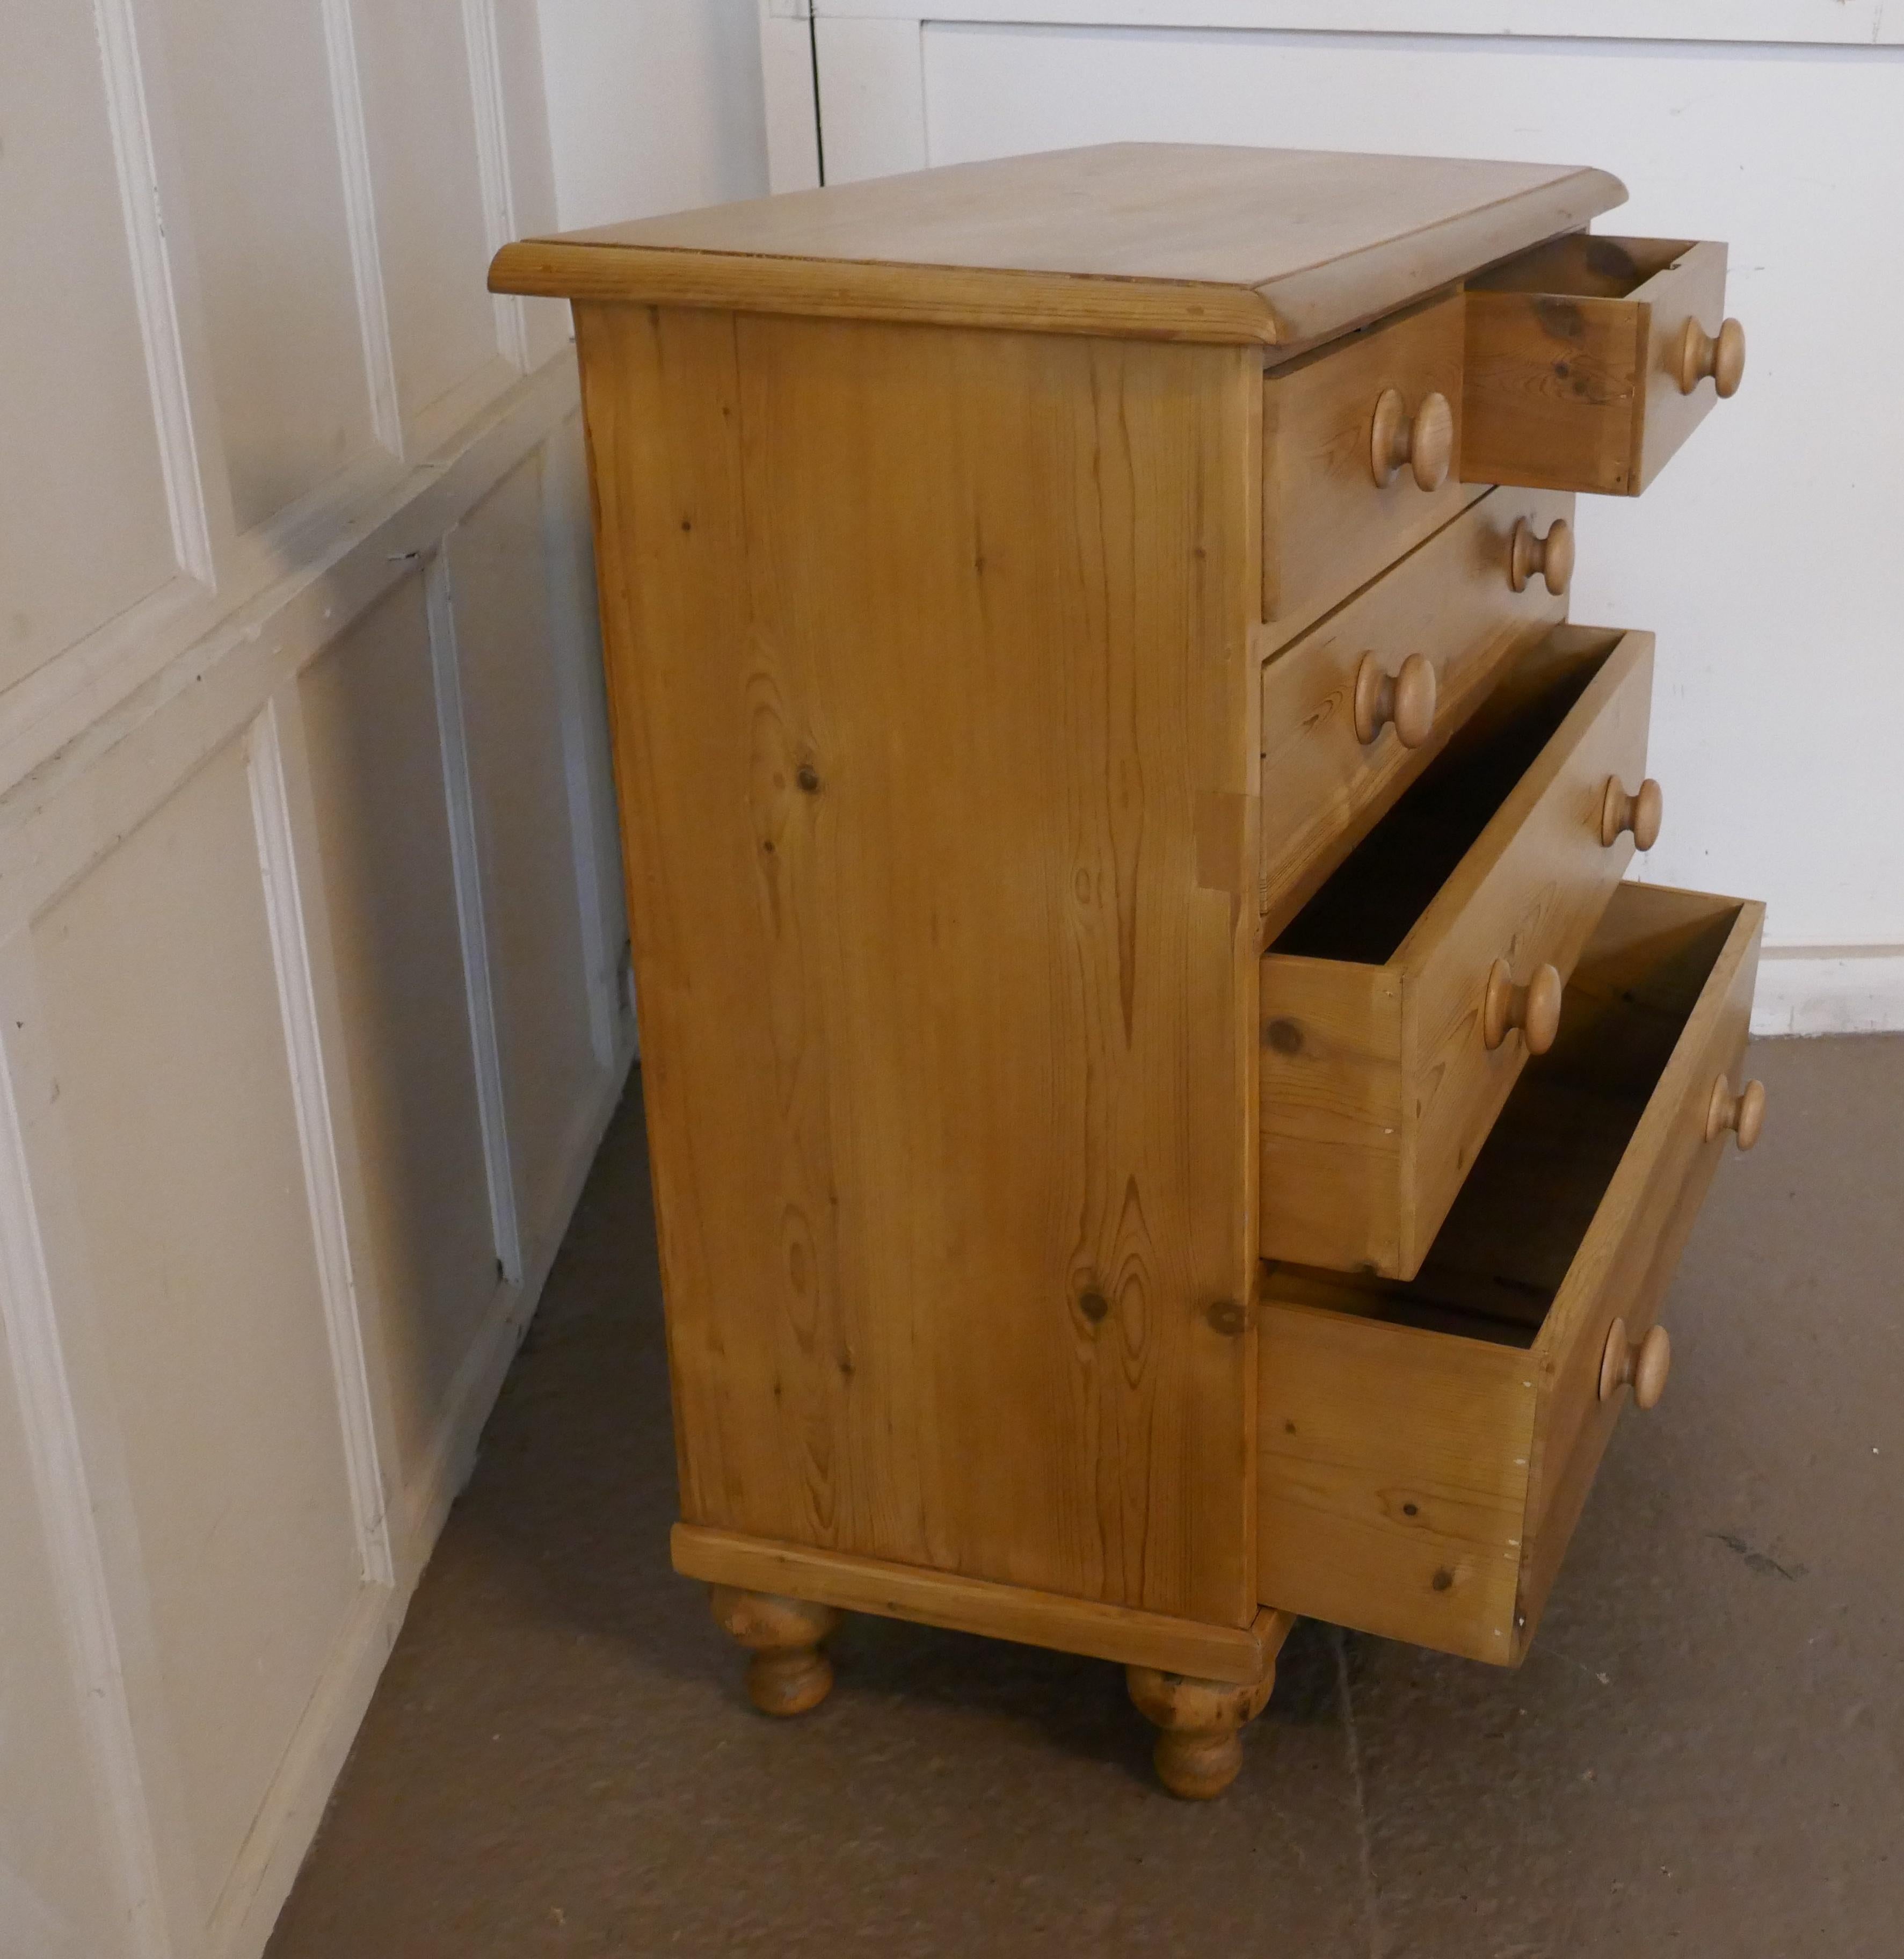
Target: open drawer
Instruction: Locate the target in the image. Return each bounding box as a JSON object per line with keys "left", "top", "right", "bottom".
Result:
{"left": 1257, "top": 882, "right": 1765, "bottom": 1665}
{"left": 1261, "top": 625, "right": 1656, "bottom": 1279}
{"left": 1462, "top": 235, "right": 1743, "bottom": 496}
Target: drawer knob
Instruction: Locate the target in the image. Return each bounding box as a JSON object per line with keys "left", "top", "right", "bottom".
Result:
{"left": 1705, "top": 1073, "right": 1767, "bottom": 1150}
{"left": 1353, "top": 652, "right": 1436, "bottom": 748}
{"left": 1600, "top": 1317, "right": 1672, "bottom": 1410}
{"left": 1370, "top": 387, "right": 1454, "bottom": 491}
{"left": 1482, "top": 959, "right": 1562, "bottom": 1055}
{"left": 1599, "top": 776, "right": 1663, "bottom": 852}
{"left": 1677, "top": 316, "right": 1747, "bottom": 398}
{"left": 1508, "top": 516, "right": 1574, "bottom": 596}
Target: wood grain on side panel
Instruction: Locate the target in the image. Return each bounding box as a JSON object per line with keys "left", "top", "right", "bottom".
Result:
{"left": 577, "top": 304, "right": 1260, "bottom": 1625}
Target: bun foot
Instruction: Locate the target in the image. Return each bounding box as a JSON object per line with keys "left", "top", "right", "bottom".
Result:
{"left": 1127, "top": 1665, "right": 1275, "bottom": 1800}
{"left": 710, "top": 1587, "right": 842, "bottom": 1716}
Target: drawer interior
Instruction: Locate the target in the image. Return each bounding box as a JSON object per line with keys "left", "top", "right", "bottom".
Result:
{"left": 1268, "top": 884, "right": 1746, "bottom": 1348}
{"left": 1470, "top": 233, "right": 1698, "bottom": 302}
{"left": 1270, "top": 627, "right": 1624, "bottom": 970}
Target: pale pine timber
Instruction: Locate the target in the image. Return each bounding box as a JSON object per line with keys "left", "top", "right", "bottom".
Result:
{"left": 491, "top": 144, "right": 1625, "bottom": 351}
{"left": 675, "top": 1527, "right": 1291, "bottom": 1686}
{"left": 582, "top": 306, "right": 1262, "bottom": 1627}
{"left": 1259, "top": 626, "right": 1655, "bottom": 1278}
{"left": 1463, "top": 236, "right": 1736, "bottom": 495}
{"left": 1256, "top": 883, "right": 1765, "bottom": 1664}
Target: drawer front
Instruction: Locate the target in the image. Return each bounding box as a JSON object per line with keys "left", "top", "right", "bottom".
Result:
{"left": 1260, "top": 485, "right": 1572, "bottom": 930}
{"left": 1261, "top": 292, "right": 1482, "bottom": 639}
{"left": 1400, "top": 628, "right": 1656, "bottom": 1272}
{"left": 1511, "top": 884, "right": 1762, "bottom": 1645}
{"left": 1256, "top": 883, "right": 1765, "bottom": 1665}
{"left": 1463, "top": 235, "right": 1736, "bottom": 497}
{"left": 1260, "top": 625, "right": 1653, "bottom": 1280}
{"left": 1256, "top": 1291, "right": 1536, "bottom": 1665}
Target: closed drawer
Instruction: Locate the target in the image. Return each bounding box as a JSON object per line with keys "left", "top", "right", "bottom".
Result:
{"left": 1260, "top": 624, "right": 1655, "bottom": 1278}
{"left": 1261, "top": 292, "right": 1483, "bottom": 640}
{"left": 1462, "top": 235, "right": 1743, "bottom": 496}
{"left": 1260, "top": 485, "right": 1573, "bottom": 929}
{"left": 1257, "top": 882, "right": 1765, "bottom": 1665}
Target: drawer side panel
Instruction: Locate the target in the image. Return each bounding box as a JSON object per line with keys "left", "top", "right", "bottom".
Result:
{"left": 1259, "top": 958, "right": 1404, "bottom": 1272}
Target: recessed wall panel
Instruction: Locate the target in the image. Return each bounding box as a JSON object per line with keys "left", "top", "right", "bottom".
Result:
{"left": 0, "top": 4, "right": 178, "bottom": 693}
{"left": 156, "top": 0, "right": 374, "bottom": 528}
{"left": 33, "top": 738, "right": 362, "bottom": 1911}
{"left": 448, "top": 456, "right": 602, "bottom": 1252}
{"left": 300, "top": 573, "right": 499, "bottom": 1481}
{"left": 352, "top": 0, "right": 500, "bottom": 425}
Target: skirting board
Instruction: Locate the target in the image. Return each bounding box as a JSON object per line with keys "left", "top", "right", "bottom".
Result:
{"left": 1750, "top": 946, "right": 1904, "bottom": 1037}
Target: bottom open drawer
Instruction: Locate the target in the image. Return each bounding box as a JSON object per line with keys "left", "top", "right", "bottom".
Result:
{"left": 1256, "top": 882, "right": 1764, "bottom": 1664}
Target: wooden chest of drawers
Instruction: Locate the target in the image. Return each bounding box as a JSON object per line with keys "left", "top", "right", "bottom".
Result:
{"left": 492, "top": 144, "right": 1765, "bottom": 1800}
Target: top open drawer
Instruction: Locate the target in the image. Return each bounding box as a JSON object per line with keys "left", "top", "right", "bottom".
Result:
{"left": 1461, "top": 236, "right": 1743, "bottom": 496}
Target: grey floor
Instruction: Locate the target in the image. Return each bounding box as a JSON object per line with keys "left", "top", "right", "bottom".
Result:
{"left": 266, "top": 1035, "right": 1903, "bottom": 1958}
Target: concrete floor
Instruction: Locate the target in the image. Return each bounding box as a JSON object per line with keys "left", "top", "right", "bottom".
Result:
{"left": 266, "top": 1035, "right": 1903, "bottom": 1959}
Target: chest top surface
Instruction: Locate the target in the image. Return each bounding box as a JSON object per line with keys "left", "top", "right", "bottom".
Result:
{"left": 490, "top": 142, "right": 1626, "bottom": 351}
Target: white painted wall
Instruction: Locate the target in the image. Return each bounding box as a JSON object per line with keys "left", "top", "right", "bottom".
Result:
{"left": 537, "top": 0, "right": 772, "bottom": 226}
{"left": 739, "top": 1, "right": 1904, "bottom": 1033}
{"left": 0, "top": 3, "right": 634, "bottom": 1956}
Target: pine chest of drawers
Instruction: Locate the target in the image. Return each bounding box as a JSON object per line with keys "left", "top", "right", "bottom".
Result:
{"left": 492, "top": 144, "right": 1765, "bottom": 1798}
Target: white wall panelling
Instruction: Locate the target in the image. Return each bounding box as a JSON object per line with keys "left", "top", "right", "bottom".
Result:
{"left": 803, "top": 0, "right": 1904, "bottom": 37}
{"left": 2, "top": 0, "right": 633, "bottom": 1953}
{"left": 92, "top": 0, "right": 216, "bottom": 584}
{"left": 811, "top": 13, "right": 926, "bottom": 183}
{"left": 538, "top": 0, "right": 773, "bottom": 227}
{"left": 463, "top": 0, "right": 534, "bottom": 372}
{"left": 316, "top": 0, "right": 404, "bottom": 455}
{"left": 423, "top": 543, "right": 526, "bottom": 1291}
{"left": 779, "top": 3, "right": 1904, "bottom": 1031}
{"left": 0, "top": 970, "right": 172, "bottom": 1959}
{"left": 244, "top": 701, "right": 396, "bottom": 1591}
{"left": 539, "top": 413, "right": 633, "bottom": 1072}
{"left": 757, "top": 0, "right": 824, "bottom": 192}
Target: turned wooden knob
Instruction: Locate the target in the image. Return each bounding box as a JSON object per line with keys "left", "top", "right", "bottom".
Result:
{"left": 1370, "top": 387, "right": 1454, "bottom": 491}
{"left": 1677, "top": 316, "right": 1746, "bottom": 398}
{"left": 1482, "top": 959, "right": 1562, "bottom": 1055}
{"left": 1600, "top": 1317, "right": 1672, "bottom": 1410}
{"left": 1509, "top": 516, "right": 1575, "bottom": 595}
{"left": 1705, "top": 1073, "right": 1767, "bottom": 1150}
{"left": 709, "top": 1587, "right": 841, "bottom": 1716}
{"left": 1600, "top": 776, "right": 1663, "bottom": 851}
{"left": 1353, "top": 651, "right": 1437, "bottom": 748}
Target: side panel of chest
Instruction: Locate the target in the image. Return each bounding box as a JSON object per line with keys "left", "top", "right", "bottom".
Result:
{"left": 577, "top": 306, "right": 1261, "bottom": 1625}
